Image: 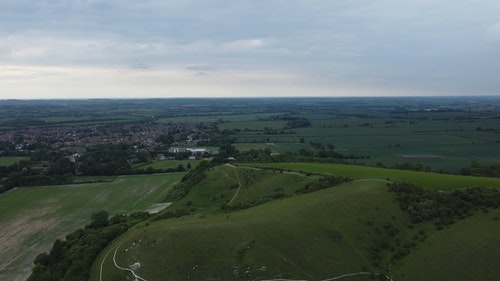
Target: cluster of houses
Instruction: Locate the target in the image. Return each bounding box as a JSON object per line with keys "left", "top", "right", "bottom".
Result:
{"left": 1, "top": 122, "right": 209, "bottom": 152}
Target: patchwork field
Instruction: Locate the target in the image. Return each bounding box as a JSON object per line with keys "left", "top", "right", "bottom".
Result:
{"left": 0, "top": 173, "right": 183, "bottom": 281}
{"left": 195, "top": 98, "right": 500, "bottom": 172}
{"left": 3, "top": 98, "right": 500, "bottom": 281}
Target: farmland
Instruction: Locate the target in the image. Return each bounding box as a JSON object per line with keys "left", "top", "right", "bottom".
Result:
{"left": 0, "top": 173, "right": 183, "bottom": 281}
{"left": 133, "top": 160, "right": 201, "bottom": 171}
{"left": 2, "top": 97, "right": 500, "bottom": 173}
{"left": 0, "top": 156, "right": 28, "bottom": 166}
{"left": 1, "top": 97, "right": 500, "bottom": 281}
{"left": 162, "top": 96, "right": 500, "bottom": 172}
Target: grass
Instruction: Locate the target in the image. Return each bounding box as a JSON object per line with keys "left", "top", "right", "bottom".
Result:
{"left": 218, "top": 120, "right": 287, "bottom": 130}
{"left": 169, "top": 165, "right": 316, "bottom": 212}
{"left": 393, "top": 208, "right": 500, "bottom": 281}
{"left": 233, "top": 142, "right": 309, "bottom": 154}
{"left": 133, "top": 159, "right": 200, "bottom": 170}
{"left": 248, "top": 163, "right": 500, "bottom": 190}
{"left": 92, "top": 180, "right": 407, "bottom": 281}
{"left": 233, "top": 143, "right": 276, "bottom": 152}
{"left": 0, "top": 173, "right": 184, "bottom": 281}
{"left": 91, "top": 166, "right": 500, "bottom": 281}
{"left": 0, "top": 156, "right": 29, "bottom": 166}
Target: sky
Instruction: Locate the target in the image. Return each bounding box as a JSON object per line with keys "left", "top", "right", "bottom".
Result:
{"left": 1, "top": 0, "right": 500, "bottom": 99}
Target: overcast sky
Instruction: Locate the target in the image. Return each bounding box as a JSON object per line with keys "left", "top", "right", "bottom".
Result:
{"left": 1, "top": 0, "right": 500, "bottom": 99}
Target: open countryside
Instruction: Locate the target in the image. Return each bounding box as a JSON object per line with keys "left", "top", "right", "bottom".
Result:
{"left": 0, "top": 97, "right": 499, "bottom": 281}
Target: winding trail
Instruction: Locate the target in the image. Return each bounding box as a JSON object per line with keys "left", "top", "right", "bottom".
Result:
{"left": 112, "top": 243, "right": 149, "bottom": 281}
{"left": 100, "top": 240, "right": 149, "bottom": 281}
{"left": 99, "top": 247, "right": 113, "bottom": 281}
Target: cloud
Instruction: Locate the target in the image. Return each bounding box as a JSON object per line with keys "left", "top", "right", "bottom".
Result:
{"left": 0, "top": 64, "right": 432, "bottom": 99}
{"left": 10, "top": 47, "right": 47, "bottom": 59}
{"left": 130, "top": 63, "right": 150, "bottom": 69}
{"left": 487, "top": 21, "right": 500, "bottom": 40}
{"left": 1, "top": 0, "right": 500, "bottom": 98}
{"left": 222, "top": 38, "right": 266, "bottom": 51}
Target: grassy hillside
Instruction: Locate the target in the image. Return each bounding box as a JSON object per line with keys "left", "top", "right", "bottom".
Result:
{"left": 90, "top": 165, "right": 500, "bottom": 281}
{"left": 393, "top": 208, "right": 500, "bottom": 281}
{"left": 249, "top": 163, "right": 500, "bottom": 190}
{"left": 92, "top": 180, "right": 408, "bottom": 280}
{"left": 164, "top": 164, "right": 317, "bottom": 214}
{"left": 0, "top": 173, "right": 183, "bottom": 281}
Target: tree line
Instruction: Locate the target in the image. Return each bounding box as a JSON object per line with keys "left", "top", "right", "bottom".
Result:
{"left": 389, "top": 182, "right": 499, "bottom": 227}
{"left": 27, "top": 211, "right": 150, "bottom": 281}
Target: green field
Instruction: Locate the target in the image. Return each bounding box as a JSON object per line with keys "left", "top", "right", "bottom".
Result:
{"left": 0, "top": 173, "right": 184, "bottom": 281}
{"left": 133, "top": 160, "right": 201, "bottom": 171}
{"left": 214, "top": 99, "right": 500, "bottom": 172}
{"left": 0, "top": 156, "right": 29, "bottom": 166}
{"left": 248, "top": 163, "right": 500, "bottom": 190}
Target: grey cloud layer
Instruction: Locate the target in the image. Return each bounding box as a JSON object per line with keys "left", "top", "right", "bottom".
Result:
{"left": 1, "top": 0, "right": 500, "bottom": 96}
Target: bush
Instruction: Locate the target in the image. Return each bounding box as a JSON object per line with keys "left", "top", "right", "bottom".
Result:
{"left": 27, "top": 211, "right": 147, "bottom": 281}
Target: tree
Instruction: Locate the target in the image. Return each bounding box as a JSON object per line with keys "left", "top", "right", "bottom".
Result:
{"left": 136, "top": 151, "right": 149, "bottom": 163}
{"left": 176, "top": 164, "right": 185, "bottom": 172}
{"left": 89, "top": 210, "right": 109, "bottom": 229}
{"left": 49, "top": 157, "right": 75, "bottom": 176}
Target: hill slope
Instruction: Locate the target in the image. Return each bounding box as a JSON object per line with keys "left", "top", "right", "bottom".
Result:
{"left": 91, "top": 166, "right": 500, "bottom": 281}
{"left": 393, "top": 208, "right": 500, "bottom": 281}
{"left": 249, "top": 162, "right": 500, "bottom": 190}
{"left": 92, "top": 180, "right": 408, "bottom": 280}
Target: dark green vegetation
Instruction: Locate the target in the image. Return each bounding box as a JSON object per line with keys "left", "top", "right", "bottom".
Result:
{"left": 390, "top": 183, "right": 499, "bottom": 226}
{"left": 28, "top": 211, "right": 150, "bottom": 281}
{"left": 2, "top": 97, "right": 500, "bottom": 281}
